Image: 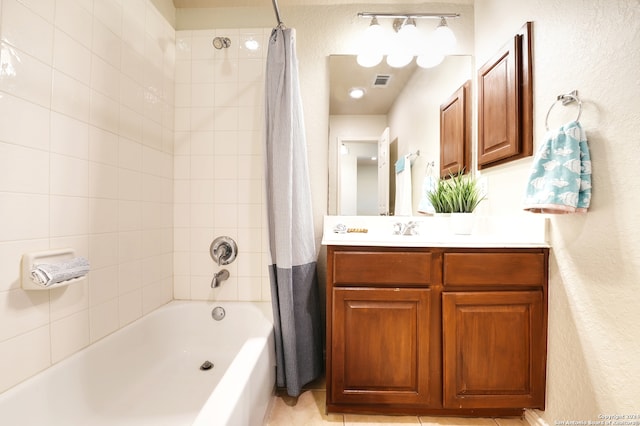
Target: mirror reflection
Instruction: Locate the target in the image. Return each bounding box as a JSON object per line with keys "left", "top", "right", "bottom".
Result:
{"left": 328, "top": 54, "right": 472, "bottom": 216}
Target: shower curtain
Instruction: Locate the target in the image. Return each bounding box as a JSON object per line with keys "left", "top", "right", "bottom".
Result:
{"left": 264, "top": 27, "right": 323, "bottom": 397}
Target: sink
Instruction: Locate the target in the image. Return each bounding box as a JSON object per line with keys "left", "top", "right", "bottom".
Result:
{"left": 321, "top": 215, "right": 549, "bottom": 248}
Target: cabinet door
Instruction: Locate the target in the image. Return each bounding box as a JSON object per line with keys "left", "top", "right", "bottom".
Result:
{"left": 442, "top": 291, "right": 545, "bottom": 409}
{"left": 440, "top": 81, "right": 471, "bottom": 178}
{"left": 331, "top": 287, "right": 432, "bottom": 406}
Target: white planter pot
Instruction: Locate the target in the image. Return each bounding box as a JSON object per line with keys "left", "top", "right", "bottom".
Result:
{"left": 450, "top": 212, "right": 475, "bottom": 235}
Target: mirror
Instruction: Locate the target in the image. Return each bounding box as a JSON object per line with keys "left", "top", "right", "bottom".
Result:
{"left": 328, "top": 54, "right": 473, "bottom": 215}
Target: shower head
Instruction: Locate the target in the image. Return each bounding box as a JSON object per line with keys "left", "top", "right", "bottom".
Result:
{"left": 212, "top": 37, "right": 231, "bottom": 49}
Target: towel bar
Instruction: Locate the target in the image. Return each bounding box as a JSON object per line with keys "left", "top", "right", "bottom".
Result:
{"left": 545, "top": 90, "right": 582, "bottom": 131}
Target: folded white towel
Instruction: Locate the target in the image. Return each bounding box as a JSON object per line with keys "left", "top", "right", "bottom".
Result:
{"left": 31, "top": 257, "right": 90, "bottom": 287}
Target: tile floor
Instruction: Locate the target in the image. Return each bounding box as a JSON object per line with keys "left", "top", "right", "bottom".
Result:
{"left": 264, "top": 378, "right": 528, "bottom": 426}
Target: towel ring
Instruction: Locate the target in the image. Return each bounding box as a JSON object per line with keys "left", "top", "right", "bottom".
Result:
{"left": 545, "top": 92, "right": 582, "bottom": 131}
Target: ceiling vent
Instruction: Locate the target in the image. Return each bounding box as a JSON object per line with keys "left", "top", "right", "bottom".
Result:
{"left": 372, "top": 74, "right": 392, "bottom": 87}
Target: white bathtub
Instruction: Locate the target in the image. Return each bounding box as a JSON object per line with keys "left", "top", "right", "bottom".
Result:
{"left": 0, "top": 301, "right": 276, "bottom": 426}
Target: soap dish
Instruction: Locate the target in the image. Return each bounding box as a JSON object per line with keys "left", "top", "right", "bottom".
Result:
{"left": 21, "top": 248, "right": 87, "bottom": 290}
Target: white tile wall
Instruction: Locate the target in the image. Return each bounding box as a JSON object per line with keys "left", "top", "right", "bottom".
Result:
{"left": 173, "top": 28, "right": 270, "bottom": 302}
{"left": 0, "top": 0, "right": 175, "bottom": 393}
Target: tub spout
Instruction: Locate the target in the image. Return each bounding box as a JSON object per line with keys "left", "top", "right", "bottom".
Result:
{"left": 211, "top": 269, "right": 230, "bottom": 288}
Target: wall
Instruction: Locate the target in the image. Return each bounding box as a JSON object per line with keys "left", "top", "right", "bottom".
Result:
{"left": 474, "top": 0, "right": 640, "bottom": 421}
{"left": 0, "top": 0, "right": 175, "bottom": 393}
{"left": 173, "top": 28, "right": 271, "bottom": 301}
{"left": 150, "top": 0, "right": 176, "bottom": 27}
{"left": 388, "top": 55, "right": 473, "bottom": 213}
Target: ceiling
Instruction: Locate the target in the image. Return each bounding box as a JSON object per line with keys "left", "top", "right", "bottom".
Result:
{"left": 329, "top": 55, "right": 417, "bottom": 115}
{"left": 173, "top": 0, "right": 471, "bottom": 8}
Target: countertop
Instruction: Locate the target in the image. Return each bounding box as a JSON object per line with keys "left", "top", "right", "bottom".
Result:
{"left": 321, "top": 215, "right": 550, "bottom": 248}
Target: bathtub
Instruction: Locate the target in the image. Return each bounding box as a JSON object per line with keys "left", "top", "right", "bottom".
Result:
{"left": 0, "top": 301, "right": 276, "bottom": 426}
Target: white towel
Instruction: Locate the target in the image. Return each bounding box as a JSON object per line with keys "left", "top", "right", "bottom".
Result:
{"left": 394, "top": 154, "right": 412, "bottom": 216}
{"left": 31, "top": 257, "right": 90, "bottom": 287}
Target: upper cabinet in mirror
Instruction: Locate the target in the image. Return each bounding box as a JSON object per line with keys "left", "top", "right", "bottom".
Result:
{"left": 328, "top": 54, "right": 473, "bottom": 216}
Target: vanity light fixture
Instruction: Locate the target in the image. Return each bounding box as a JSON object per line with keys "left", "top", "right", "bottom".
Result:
{"left": 356, "top": 16, "right": 385, "bottom": 67}
{"left": 387, "top": 18, "right": 417, "bottom": 68}
{"left": 433, "top": 17, "right": 456, "bottom": 53}
{"left": 357, "top": 12, "right": 459, "bottom": 69}
{"left": 348, "top": 87, "right": 366, "bottom": 99}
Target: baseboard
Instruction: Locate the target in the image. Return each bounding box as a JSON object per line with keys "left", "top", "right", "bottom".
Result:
{"left": 525, "top": 409, "right": 550, "bottom": 426}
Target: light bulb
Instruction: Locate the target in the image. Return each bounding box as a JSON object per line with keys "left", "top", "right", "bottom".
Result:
{"left": 357, "top": 52, "right": 383, "bottom": 68}
{"left": 348, "top": 87, "right": 365, "bottom": 99}
{"left": 385, "top": 28, "right": 413, "bottom": 68}
{"left": 417, "top": 51, "right": 444, "bottom": 68}
{"left": 434, "top": 17, "right": 456, "bottom": 53}
{"left": 397, "top": 18, "right": 417, "bottom": 40}
{"left": 386, "top": 53, "right": 413, "bottom": 68}
{"left": 364, "top": 16, "right": 384, "bottom": 42}
{"left": 357, "top": 16, "right": 385, "bottom": 68}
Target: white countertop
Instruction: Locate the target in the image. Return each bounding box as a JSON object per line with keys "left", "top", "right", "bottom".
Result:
{"left": 321, "top": 215, "right": 550, "bottom": 248}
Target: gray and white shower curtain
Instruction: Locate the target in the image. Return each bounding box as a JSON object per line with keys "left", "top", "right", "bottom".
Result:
{"left": 264, "top": 27, "right": 323, "bottom": 397}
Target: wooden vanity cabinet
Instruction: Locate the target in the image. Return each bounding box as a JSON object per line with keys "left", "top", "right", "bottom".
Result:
{"left": 326, "top": 245, "right": 549, "bottom": 416}
{"left": 442, "top": 249, "right": 548, "bottom": 410}
{"left": 326, "top": 246, "right": 441, "bottom": 412}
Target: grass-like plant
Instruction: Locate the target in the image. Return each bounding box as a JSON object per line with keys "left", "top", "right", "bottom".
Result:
{"left": 428, "top": 171, "right": 484, "bottom": 213}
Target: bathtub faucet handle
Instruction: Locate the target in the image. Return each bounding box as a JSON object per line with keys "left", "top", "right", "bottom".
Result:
{"left": 210, "top": 236, "right": 238, "bottom": 266}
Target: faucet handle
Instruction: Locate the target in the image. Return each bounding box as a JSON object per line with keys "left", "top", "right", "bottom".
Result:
{"left": 393, "top": 222, "right": 405, "bottom": 235}
{"left": 403, "top": 221, "right": 419, "bottom": 235}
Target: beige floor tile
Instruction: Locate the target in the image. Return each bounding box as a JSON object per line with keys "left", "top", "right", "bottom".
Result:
{"left": 304, "top": 375, "right": 327, "bottom": 390}
{"left": 494, "top": 418, "right": 527, "bottom": 426}
{"left": 265, "top": 389, "right": 344, "bottom": 425}
{"left": 344, "top": 414, "right": 421, "bottom": 425}
{"left": 418, "top": 416, "right": 497, "bottom": 426}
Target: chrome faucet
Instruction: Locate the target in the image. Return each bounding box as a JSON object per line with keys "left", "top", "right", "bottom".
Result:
{"left": 393, "top": 221, "right": 419, "bottom": 236}
{"left": 211, "top": 269, "right": 230, "bottom": 288}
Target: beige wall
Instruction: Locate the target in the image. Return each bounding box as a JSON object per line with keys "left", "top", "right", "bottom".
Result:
{"left": 0, "top": 0, "right": 175, "bottom": 393}
{"left": 474, "top": 0, "right": 640, "bottom": 420}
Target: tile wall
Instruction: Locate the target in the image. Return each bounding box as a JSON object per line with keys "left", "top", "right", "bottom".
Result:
{"left": 0, "top": 0, "right": 175, "bottom": 393}
{"left": 173, "top": 29, "right": 270, "bottom": 302}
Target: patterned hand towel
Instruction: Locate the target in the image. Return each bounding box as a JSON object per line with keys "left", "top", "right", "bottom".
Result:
{"left": 523, "top": 121, "right": 592, "bottom": 213}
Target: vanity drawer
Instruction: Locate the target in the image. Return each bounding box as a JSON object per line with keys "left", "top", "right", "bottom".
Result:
{"left": 332, "top": 250, "right": 432, "bottom": 286}
{"left": 443, "top": 251, "right": 546, "bottom": 288}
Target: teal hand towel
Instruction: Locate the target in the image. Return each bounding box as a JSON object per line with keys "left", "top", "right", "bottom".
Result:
{"left": 395, "top": 156, "right": 405, "bottom": 174}
{"left": 523, "top": 121, "right": 592, "bottom": 213}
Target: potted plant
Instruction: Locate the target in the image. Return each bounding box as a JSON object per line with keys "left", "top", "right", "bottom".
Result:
{"left": 428, "top": 171, "right": 485, "bottom": 234}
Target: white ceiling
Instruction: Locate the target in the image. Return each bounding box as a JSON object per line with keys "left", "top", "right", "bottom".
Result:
{"left": 329, "top": 55, "right": 417, "bottom": 115}
{"left": 173, "top": 0, "right": 472, "bottom": 8}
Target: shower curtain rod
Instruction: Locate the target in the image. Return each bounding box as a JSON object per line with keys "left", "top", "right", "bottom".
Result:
{"left": 272, "top": 0, "right": 284, "bottom": 27}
